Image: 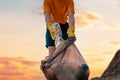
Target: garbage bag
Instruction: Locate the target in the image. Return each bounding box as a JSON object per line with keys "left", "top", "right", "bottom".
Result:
{"left": 40, "top": 22, "right": 90, "bottom": 80}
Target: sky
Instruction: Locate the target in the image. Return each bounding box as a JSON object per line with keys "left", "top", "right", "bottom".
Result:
{"left": 0, "top": 0, "right": 120, "bottom": 80}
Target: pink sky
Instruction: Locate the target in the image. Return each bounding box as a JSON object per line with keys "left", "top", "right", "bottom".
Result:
{"left": 0, "top": 0, "right": 120, "bottom": 79}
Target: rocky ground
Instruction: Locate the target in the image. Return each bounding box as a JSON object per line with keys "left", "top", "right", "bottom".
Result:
{"left": 91, "top": 49, "right": 120, "bottom": 80}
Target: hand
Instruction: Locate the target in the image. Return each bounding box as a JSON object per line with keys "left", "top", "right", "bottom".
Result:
{"left": 66, "top": 37, "right": 76, "bottom": 47}
{"left": 67, "top": 37, "right": 76, "bottom": 42}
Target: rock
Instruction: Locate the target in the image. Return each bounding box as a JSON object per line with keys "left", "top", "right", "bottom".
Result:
{"left": 91, "top": 77, "right": 103, "bottom": 80}
{"left": 91, "top": 49, "right": 120, "bottom": 80}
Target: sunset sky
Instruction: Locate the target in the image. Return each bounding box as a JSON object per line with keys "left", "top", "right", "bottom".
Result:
{"left": 0, "top": 0, "right": 120, "bottom": 80}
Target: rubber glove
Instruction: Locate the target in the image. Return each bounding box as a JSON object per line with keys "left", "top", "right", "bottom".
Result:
{"left": 67, "top": 26, "right": 75, "bottom": 38}
{"left": 46, "top": 22, "right": 55, "bottom": 40}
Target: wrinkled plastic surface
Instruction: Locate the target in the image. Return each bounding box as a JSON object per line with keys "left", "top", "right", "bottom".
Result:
{"left": 41, "top": 22, "right": 89, "bottom": 80}
{"left": 41, "top": 42, "right": 89, "bottom": 80}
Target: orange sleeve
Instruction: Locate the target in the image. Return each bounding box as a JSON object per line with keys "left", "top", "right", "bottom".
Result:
{"left": 44, "top": 0, "right": 51, "bottom": 14}
{"left": 67, "top": 0, "right": 75, "bottom": 13}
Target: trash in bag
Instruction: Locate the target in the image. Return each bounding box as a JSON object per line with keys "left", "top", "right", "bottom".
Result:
{"left": 40, "top": 22, "right": 90, "bottom": 80}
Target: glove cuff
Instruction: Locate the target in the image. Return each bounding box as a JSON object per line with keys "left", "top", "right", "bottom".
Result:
{"left": 46, "top": 22, "right": 52, "bottom": 31}
{"left": 46, "top": 22, "right": 55, "bottom": 40}
{"left": 67, "top": 26, "right": 75, "bottom": 37}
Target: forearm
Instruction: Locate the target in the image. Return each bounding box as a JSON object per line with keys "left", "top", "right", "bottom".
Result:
{"left": 44, "top": 13, "right": 55, "bottom": 40}
{"left": 67, "top": 12, "right": 75, "bottom": 38}
{"left": 68, "top": 12, "right": 75, "bottom": 26}
{"left": 45, "top": 13, "right": 51, "bottom": 23}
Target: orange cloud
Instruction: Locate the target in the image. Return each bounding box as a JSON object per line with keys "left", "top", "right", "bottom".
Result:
{"left": 81, "top": 11, "right": 99, "bottom": 20}
{"left": 75, "top": 10, "right": 99, "bottom": 28}
{"left": 102, "top": 51, "right": 113, "bottom": 55}
{"left": 109, "top": 41, "right": 120, "bottom": 45}
{"left": 93, "top": 21, "right": 120, "bottom": 30}
{"left": 75, "top": 10, "right": 119, "bottom": 30}
{"left": 89, "top": 58, "right": 104, "bottom": 63}
{"left": 0, "top": 57, "right": 46, "bottom": 80}
{"left": 108, "top": 24, "right": 120, "bottom": 30}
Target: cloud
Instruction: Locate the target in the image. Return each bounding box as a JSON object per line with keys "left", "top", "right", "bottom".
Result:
{"left": 94, "top": 21, "right": 120, "bottom": 30}
{"left": 81, "top": 11, "right": 99, "bottom": 20}
{"left": 88, "top": 58, "right": 104, "bottom": 64}
{"left": 74, "top": 9, "right": 120, "bottom": 30}
{"left": 102, "top": 41, "right": 120, "bottom": 47}
{"left": 75, "top": 10, "right": 99, "bottom": 28}
{"left": 109, "top": 41, "right": 120, "bottom": 45}
{"left": 108, "top": 24, "right": 120, "bottom": 30}
{"left": 0, "top": 57, "right": 46, "bottom": 80}
{"left": 102, "top": 51, "right": 113, "bottom": 55}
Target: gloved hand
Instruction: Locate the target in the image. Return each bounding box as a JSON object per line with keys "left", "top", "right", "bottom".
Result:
{"left": 46, "top": 22, "right": 56, "bottom": 40}
{"left": 67, "top": 26, "right": 76, "bottom": 39}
